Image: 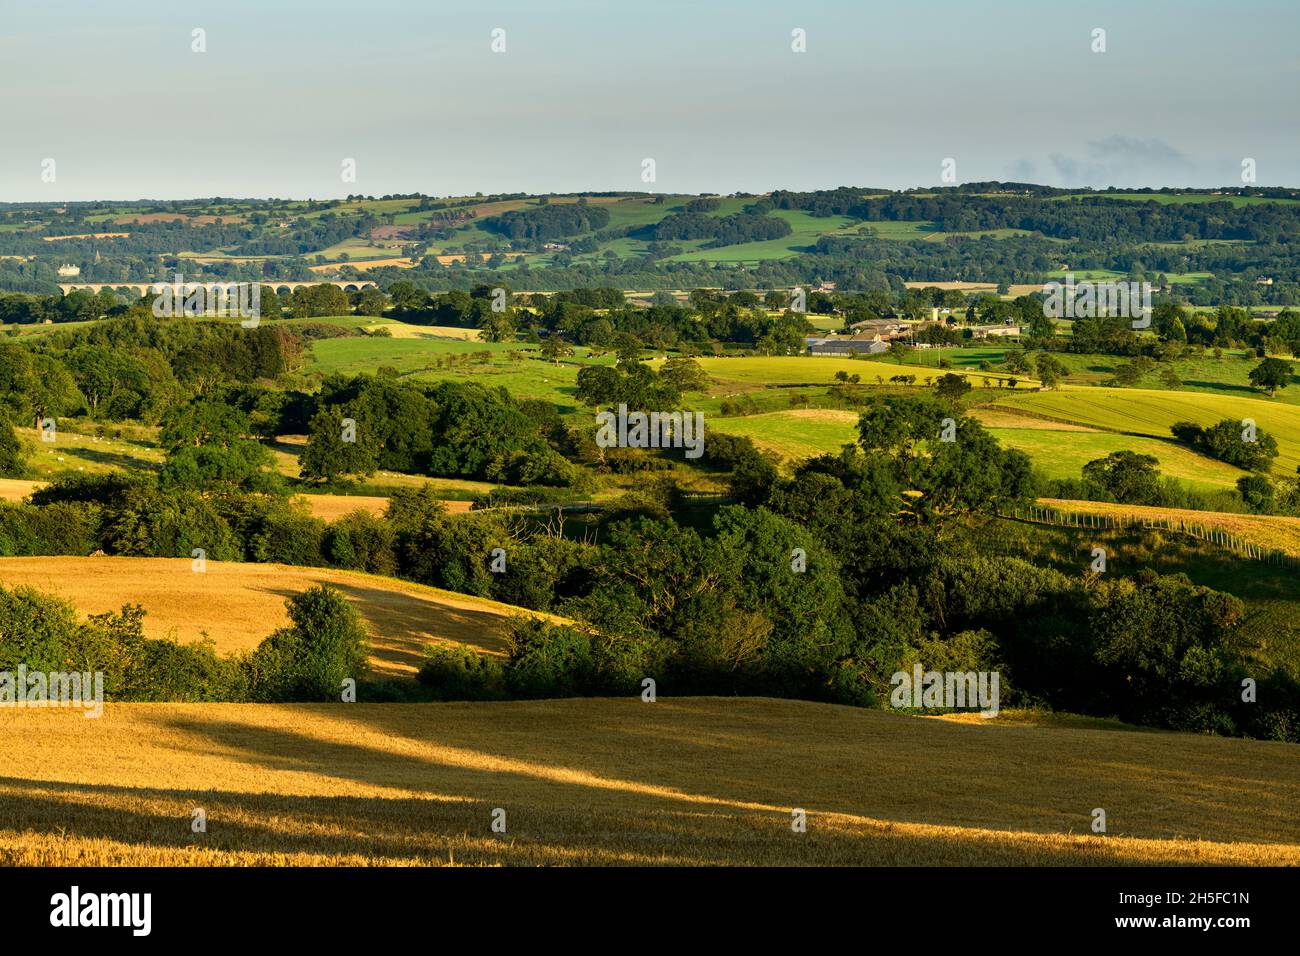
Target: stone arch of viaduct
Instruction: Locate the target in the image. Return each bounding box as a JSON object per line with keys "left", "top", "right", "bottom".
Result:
{"left": 58, "top": 280, "right": 378, "bottom": 297}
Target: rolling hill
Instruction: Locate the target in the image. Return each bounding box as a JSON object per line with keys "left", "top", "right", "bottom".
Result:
{"left": 992, "top": 386, "right": 1300, "bottom": 474}
{"left": 0, "top": 557, "right": 557, "bottom": 676}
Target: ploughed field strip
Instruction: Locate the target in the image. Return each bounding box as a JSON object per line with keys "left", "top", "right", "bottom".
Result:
{"left": 0, "top": 699, "right": 1296, "bottom": 866}
{"left": 0, "top": 557, "right": 555, "bottom": 675}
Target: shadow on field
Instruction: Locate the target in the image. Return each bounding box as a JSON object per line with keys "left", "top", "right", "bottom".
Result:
{"left": 1180, "top": 379, "right": 1264, "bottom": 398}
{"left": 257, "top": 581, "right": 514, "bottom": 674}
{"left": 3, "top": 695, "right": 1297, "bottom": 864}
{"left": 140, "top": 701, "right": 1300, "bottom": 855}
{"left": 41, "top": 445, "right": 160, "bottom": 472}
{"left": 0, "top": 765, "right": 1249, "bottom": 867}
{"left": 0, "top": 774, "right": 778, "bottom": 865}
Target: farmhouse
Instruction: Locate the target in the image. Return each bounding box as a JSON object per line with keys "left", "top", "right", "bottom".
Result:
{"left": 970, "top": 321, "right": 1021, "bottom": 339}
{"left": 847, "top": 318, "right": 909, "bottom": 339}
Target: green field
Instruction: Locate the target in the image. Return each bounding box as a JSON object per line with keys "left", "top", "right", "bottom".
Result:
{"left": 986, "top": 427, "right": 1247, "bottom": 490}
{"left": 708, "top": 410, "right": 857, "bottom": 463}
{"left": 993, "top": 386, "right": 1300, "bottom": 474}
{"left": 312, "top": 237, "right": 411, "bottom": 262}
{"left": 1051, "top": 268, "right": 1215, "bottom": 286}
{"left": 305, "top": 335, "right": 517, "bottom": 375}
{"left": 537, "top": 201, "right": 872, "bottom": 266}
{"left": 667, "top": 355, "right": 1033, "bottom": 388}
{"left": 305, "top": 338, "right": 598, "bottom": 410}
{"left": 291, "top": 198, "right": 423, "bottom": 219}
{"left": 896, "top": 347, "right": 1300, "bottom": 408}
{"left": 16, "top": 426, "right": 162, "bottom": 477}
{"left": 666, "top": 209, "right": 861, "bottom": 263}
{"left": 1040, "top": 351, "right": 1300, "bottom": 405}
{"left": 703, "top": 405, "right": 1248, "bottom": 489}
{"left": 684, "top": 355, "right": 1278, "bottom": 490}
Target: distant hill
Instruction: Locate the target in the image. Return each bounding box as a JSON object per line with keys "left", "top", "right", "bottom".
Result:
{"left": 4, "top": 185, "right": 1300, "bottom": 301}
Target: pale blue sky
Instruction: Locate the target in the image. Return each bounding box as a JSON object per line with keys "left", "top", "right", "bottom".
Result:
{"left": 2, "top": 0, "right": 1297, "bottom": 200}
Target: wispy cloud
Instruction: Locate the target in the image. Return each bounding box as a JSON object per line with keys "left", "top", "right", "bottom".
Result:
{"left": 1048, "top": 137, "right": 1192, "bottom": 187}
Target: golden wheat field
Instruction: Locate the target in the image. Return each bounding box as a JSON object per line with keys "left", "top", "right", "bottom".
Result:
{"left": 0, "top": 478, "right": 39, "bottom": 502}
{"left": 0, "top": 698, "right": 1296, "bottom": 866}
{"left": 0, "top": 557, "right": 556, "bottom": 675}
{"left": 295, "top": 493, "right": 479, "bottom": 522}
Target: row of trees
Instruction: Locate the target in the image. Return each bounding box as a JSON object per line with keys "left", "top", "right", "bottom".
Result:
{"left": 0, "top": 283, "right": 386, "bottom": 326}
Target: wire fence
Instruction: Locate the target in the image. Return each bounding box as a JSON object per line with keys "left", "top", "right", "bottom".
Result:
{"left": 1001, "top": 502, "right": 1300, "bottom": 569}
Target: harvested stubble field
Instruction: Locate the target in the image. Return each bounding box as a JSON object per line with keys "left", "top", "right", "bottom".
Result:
{"left": 295, "top": 493, "right": 473, "bottom": 522}
{"left": 0, "top": 557, "right": 552, "bottom": 675}
{"left": 295, "top": 493, "right": 393, "bottom": 521}
{"left": 0, "top": 698, "right": 1296, "bottom": 866}
{"left": 0, "top": 479, "right": 41, "bottom": 502}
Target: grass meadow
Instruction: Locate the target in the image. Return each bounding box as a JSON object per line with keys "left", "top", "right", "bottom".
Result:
{"left": 708, "top": 409, "right": 857, "bottom": 463}
{"left": 992, "top": 386, "right": 1300, "bottom": 474}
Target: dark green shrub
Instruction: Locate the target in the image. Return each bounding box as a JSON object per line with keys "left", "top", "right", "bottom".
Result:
{"left": 100, "top": 485, "right": 241, "bottom": 560}
{"left": 0, "top": 586, "right": 238, "bottom": 702}
{"left": 417, "top": 645, "right": 507, "bottom": 700}
{"left": 488, "top": 534, "right": 589, "bottom": 612}
{"left": 87, "top": 604, "right": 245, "bottom": 701}
{"left": 323, "top": 510, "right": 397, "bottom": 575}
{"left": 0, "top": 585, "right": 88, "bottom": 674}
{"left": 244, "top": 585, "right": 370, "bottom": 702}
{"left": 249, "top": 510, "right": 326, "bottom": 565}
{"left": 505, "top": 619, "right": 600, "bottom": 698}
{"left": 0, "top": 411, "right": 24, "bottom": 477}
{"left": 398, "top": 513, "right": 502, "bottom": 596}
{"left": 0, "top": 501, "right": 99, "bottom": 556}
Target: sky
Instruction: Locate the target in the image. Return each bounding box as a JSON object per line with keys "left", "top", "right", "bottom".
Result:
{"left": 1, "top": 0, "right": 1297, "bottom": 201}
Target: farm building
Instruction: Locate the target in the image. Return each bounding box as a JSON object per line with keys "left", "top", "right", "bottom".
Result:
{"left": 970, "top": 322, "right": 1021, "bottom": 339}
{"left": 807, "top": 335, "right": 888, "bottom": 356}
{"left": 847, "top": 319, "right": 909, "bottom": 339}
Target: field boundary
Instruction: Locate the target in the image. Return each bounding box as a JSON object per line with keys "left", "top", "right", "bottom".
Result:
{"left": 1000, "top": 502, "right": 1300, "bottom": 568}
